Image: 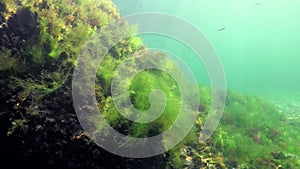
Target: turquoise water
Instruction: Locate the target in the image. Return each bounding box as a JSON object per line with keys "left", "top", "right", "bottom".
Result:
{"left": 112, "top": 0, "right": 300, "bottom": 98}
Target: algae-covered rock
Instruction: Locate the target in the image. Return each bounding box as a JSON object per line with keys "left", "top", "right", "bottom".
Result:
{"left": 0, "top": 0, "right": 163, "bottom": 169}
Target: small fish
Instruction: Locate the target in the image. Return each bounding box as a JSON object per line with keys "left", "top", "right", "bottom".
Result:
{"left": 217, "top": 27, "right": 226, "bottom": 32}
{"left": 252, "top": 2, "right": 261, "bottom": 7}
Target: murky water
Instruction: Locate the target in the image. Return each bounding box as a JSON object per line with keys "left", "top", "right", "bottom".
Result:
{"left": 113, "top": 0, "right": 300, "bottom": 99}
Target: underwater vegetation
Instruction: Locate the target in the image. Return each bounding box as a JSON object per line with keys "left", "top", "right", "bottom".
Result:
{"left": 210, "top": 91, "right": 300, "bottom": 168}
{"left": 0, "top": 0, "right": 299, "bottom": 169}
{"left": 159, "top": 88, "right": 299, "bottom": 169}
{"left": 0, "top": 0, "right": 154, "bottom": 168}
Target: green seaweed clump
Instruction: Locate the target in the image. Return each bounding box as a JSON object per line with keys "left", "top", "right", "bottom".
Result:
{"left": 0, "top": 0, "right": 124, "bottom": 110}
{"left": 0, "top": 0, "right": 172, "bottom": 168}
{"left": 209, "top": 90, "right": 300, "bottom": 168}
{"left": 0, "top": 0, "right": 128, "bottom": 144}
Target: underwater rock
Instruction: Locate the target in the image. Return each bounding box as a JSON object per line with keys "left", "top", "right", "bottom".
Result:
{"left": 7, "top": 8, "right": 38, "bottom": 41}
{"left": 0, "top": 7, "right": 38, "bottom": 52}
{"left": 198, "top": 103, "right": 205, "bottom": 112}
{"left": 0, "top": 2, "right": 5, "bottom": 13}
{"left": 0, "top": 0, "right": 169, "bottom": 168}
{"left": 178, "top": 144, "right": 228, "bottom": 169}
